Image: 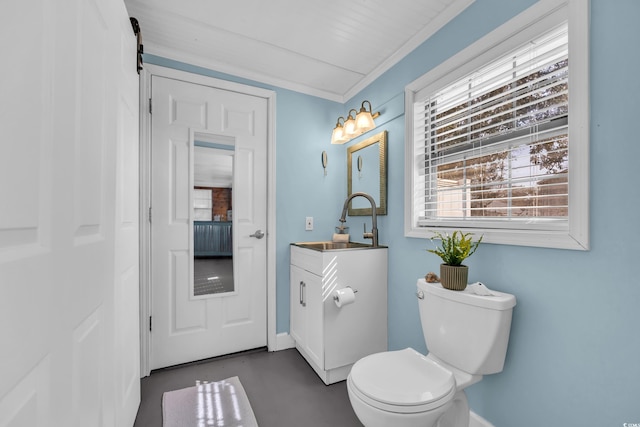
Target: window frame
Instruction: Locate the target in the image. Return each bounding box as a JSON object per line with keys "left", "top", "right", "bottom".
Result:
{"left": 404, "top": 0, "right": 589, "bottom": 250}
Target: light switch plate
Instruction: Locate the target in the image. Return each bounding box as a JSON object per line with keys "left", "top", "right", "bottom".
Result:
{"left": 305, "top": 217, "right": 313, "bottom": 231}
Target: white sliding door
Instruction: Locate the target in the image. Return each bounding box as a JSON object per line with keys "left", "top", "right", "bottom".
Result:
{"left": 0, "top": 0, "right": 140, "bottom": 426}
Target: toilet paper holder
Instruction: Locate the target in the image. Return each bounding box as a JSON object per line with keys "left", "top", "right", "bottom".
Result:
{"left": 333, "top": 286, "right": 358, "bottom": 301}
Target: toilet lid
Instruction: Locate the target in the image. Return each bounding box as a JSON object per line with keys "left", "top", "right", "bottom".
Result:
{"left": 350, "top": 348, "right": 455, "bottom": 408}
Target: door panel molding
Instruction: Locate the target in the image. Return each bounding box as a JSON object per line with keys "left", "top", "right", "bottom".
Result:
{"left": 139, "top": 64, "right": 277, "bottom": 376}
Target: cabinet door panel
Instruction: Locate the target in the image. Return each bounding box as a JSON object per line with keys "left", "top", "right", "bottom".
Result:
{"left": 290, "top": 264, "right": 323, "bottom": 369}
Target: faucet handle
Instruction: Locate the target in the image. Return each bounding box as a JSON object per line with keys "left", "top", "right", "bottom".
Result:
{"left": 363, "top": 223, "right": 373, "bottom": 239}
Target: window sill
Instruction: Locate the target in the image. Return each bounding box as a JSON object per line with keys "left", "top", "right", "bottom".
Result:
{"left": 405, "top": 225, "right": 589, "bottom": 251}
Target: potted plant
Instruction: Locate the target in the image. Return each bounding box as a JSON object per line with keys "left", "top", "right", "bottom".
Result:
{"left": 427, "top": 231, "right": 483, "bottom": 291}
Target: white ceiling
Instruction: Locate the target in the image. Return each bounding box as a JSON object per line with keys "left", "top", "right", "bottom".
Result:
{"left": 124, "top": 0, "right": 474, "bottom": 102}
{"left": 194, "top": 146, "right": 233, "bottom": 188}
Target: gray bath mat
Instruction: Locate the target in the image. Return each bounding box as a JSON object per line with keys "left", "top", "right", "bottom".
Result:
{"left": 162, "top": 376, "right": 258, "bottom": 427}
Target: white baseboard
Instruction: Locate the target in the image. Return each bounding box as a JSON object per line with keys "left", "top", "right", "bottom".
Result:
{"left": 469, "top": 411, "right": 495, "bottom": 427}
{"left": 274, "top": 332, "right": 295, "bottom": 351}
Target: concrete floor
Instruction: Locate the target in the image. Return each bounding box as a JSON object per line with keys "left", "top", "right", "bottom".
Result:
{"left": 193, "top": 257, "right": 234, "bottom": 295}
{"left": 134, "top": 348, "right": 363, "bottom": 427}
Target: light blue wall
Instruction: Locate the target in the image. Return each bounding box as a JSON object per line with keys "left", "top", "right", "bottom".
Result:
{"left": 348, "top": 0, "right": 640, "bottom": 425}
{"left": 146, "top": 0, "right": 640, "bottom": 423}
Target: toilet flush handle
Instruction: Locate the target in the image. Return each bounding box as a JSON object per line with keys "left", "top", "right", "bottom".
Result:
{"left": 416, "top": 290, "right": 424, "bottom": 299}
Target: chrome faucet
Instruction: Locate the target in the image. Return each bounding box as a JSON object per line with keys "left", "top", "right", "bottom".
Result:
{"left": 339, "top": 192, "right": 378, "bottom": 247}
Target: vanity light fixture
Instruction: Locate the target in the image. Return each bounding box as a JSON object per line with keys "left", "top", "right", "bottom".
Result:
{"left": 343, "top": 109, "right": 359, "bottom": 139}
{"left": 355, "top": 101, "right": 378, "bottom": 133}
{"left": 331, "top": 100, "right": 380, "bottom": 145}
{"left": 331, "top": 117, "right": 348, "bottom": 145}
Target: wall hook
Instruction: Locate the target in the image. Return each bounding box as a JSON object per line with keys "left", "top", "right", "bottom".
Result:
{"left": 321, "top": 151, "right": 328, "bottom": 176}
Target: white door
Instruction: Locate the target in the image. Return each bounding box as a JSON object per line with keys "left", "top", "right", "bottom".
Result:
{"left": 150, "top": 76, "right": 268, "bottom": 370}
{"left": 0, "top": 0, "right": 139, "bottom": 426}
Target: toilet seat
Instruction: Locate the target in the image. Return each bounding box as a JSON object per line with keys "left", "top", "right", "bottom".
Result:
{"left": 348, "top": 348, "right": 456, "bottom": 414}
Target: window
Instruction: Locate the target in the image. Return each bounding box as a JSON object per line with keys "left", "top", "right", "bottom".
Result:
{"left": 404, "top": 0, "right": 589, "bottom": 250}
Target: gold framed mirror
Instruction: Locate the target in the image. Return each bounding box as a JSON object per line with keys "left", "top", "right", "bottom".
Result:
{"left": 347, "top": 130, "right": 387, "bottom": 216}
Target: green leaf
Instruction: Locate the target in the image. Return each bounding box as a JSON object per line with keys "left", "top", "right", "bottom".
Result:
{"left": 426, "top": 230, "right": 483, "bottom": 266}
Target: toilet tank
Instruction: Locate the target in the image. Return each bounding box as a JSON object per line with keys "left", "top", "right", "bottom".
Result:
{"left": 418, "top": 279, "right": 516, "bottom": 375}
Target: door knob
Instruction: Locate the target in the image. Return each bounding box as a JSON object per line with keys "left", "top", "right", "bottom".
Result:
{"left": 250, "top": 229, "right": 265, "bottom": 239}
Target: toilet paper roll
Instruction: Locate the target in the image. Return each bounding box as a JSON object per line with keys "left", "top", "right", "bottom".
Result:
{"left": 333, "top": 287, "right": 356, "bottom": 308}
{"left": 332, "top": 233, "right": 350, "bottom": 243}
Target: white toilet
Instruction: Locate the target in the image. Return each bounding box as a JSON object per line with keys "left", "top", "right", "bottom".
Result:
{"left": 347, "top": 278, "right": 516, "bottom": 427}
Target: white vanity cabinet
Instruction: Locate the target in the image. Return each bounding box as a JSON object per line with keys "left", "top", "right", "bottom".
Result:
{"left": 290, "top": 243, "right": 388, "bottom": 384}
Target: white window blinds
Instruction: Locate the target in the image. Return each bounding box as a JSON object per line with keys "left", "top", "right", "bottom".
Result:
{"left": 413, "top": 23, "right": 569, "bottom": 230}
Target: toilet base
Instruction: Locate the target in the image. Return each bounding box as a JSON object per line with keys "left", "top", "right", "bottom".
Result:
{"left": 436, "top": 391, "right": 469, "bottom": 427}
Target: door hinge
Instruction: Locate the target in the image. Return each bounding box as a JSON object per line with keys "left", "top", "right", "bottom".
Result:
{"left": 149, "top": 316, "right": 152, "bottom": 332}
{"left": 148, "top": 206, "right": 152, "bottom": 223}
{"left": 149, "top": 98, "right": 152, "bottom": 114}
